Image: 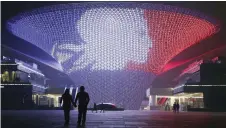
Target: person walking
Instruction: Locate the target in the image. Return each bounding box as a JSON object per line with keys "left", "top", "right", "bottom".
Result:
{"left": 173, "top": 102, "right": 176, "bottom": 113}
{"left": 176, "top": 102, "right": 180, "bottom": 113}
{"left": 100, "top": 102, "right": 105, "bottom": 113}
{"left": 92, "top": 102, "right": 97, "bottom": 113}
{"left": 165, "top": 103, "right": 170, "bottom": 111}
{"left": 60, "top": 89, "right": 73, "bottom": 126}
{"left": 74, "top": 86, "right": 90, "bottom": 127}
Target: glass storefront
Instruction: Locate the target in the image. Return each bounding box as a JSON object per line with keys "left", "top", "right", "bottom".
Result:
{"left": 32, "top": 94, "right": 62, "bottom": 107}
{"left": 174, "top": 93, "right": 204, "bottom": 110}
{"left": 152, "top": 93, "right": 204, "bottom": 111}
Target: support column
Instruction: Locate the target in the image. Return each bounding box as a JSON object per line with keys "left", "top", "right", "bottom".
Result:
{"left": 149, "top": 95, "right": 156, "bottom": 106}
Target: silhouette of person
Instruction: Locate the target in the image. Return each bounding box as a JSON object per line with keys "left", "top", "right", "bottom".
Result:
{"left": 74, "top": 86, "right": 90, "bottom": 127}
{"left": 176, "top": 102, "right": 180, "bottom": 113}
{"left": 92, "top": 102, "right": 97, "bottom": 113}
{"left": 60, "top": 89, "right": 73, "bottom": 126}
{"left": 173, "top": 102, "right": 176, "bottom": 113}
{"left": 165, "top": 102, "right": 170, "bottom": 111}
{"left": 100, "top": 102, "right": 105, "bottom": 113}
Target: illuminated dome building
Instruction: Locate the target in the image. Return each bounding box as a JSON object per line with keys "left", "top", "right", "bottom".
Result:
{"left": 7, "top": 3, "right": 219, "bottom": 109}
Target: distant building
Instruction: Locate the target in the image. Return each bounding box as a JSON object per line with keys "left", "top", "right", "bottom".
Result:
{"left": 1, "top": 56, "right": 47, "bottom": 109}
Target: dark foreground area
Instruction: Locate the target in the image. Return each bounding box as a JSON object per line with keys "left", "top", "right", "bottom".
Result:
{"left": 2, "top": 110, "right": 226, "bottom": 128}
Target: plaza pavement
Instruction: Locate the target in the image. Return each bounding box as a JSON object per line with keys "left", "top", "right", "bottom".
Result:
{"left": 2, "top": 110, "right": 226, "bottom": 128}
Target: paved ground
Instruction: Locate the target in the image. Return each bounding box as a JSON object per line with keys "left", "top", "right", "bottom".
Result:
{"left": 2, "top": 110, "right": 226, "bottom": 128}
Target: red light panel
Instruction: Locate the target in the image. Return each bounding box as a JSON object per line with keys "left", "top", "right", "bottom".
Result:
{"left": 128, "top": 10, "right": 219, "bottom": 74}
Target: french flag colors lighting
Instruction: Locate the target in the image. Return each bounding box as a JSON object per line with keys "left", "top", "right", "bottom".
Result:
{"left": 6, "top": 3, "right": 219, "bottom": 109}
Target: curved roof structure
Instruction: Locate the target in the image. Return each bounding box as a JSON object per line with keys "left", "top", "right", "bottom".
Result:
{"left": 7, "top": 2, "right": 219, "bottom": 74}
{"left": 6, "top": 2, "right": 220, "bottom": 109}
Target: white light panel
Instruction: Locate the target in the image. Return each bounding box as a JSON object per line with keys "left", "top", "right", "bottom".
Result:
{"left": 54, "top": 8, "right": 152, "bottom": 73}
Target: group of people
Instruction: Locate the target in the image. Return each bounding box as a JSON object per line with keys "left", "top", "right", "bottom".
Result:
{"left": 61, "top": 86, "right": 181, "bottom": 127}
{"left": 60, "top": 85, "right": 107, "bottom": 127}
{"left": 173, "top": 102, "right": 180, "bottom": 113}
{"left": 164, "top": 102, "right": 180, "bottom": 112}
{"left": 60, "top": 86, "right": 90, "bottom": 127}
